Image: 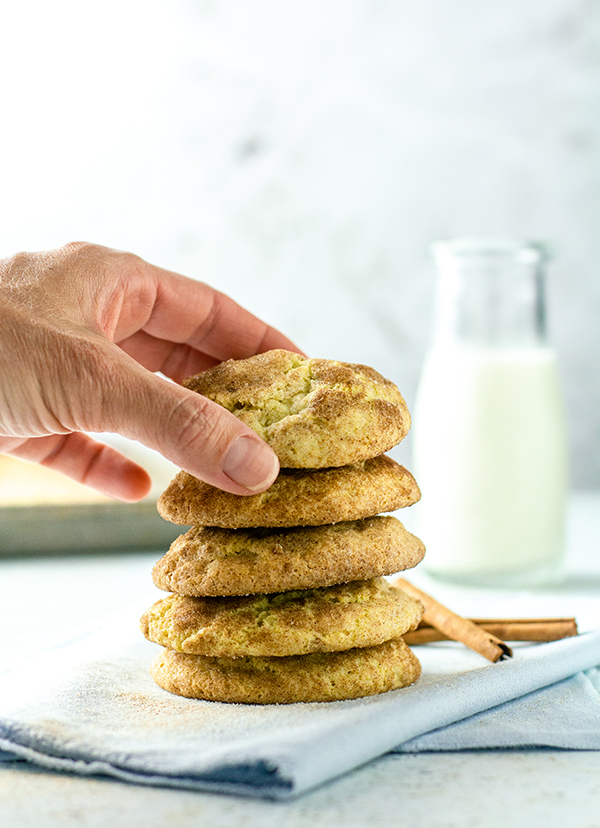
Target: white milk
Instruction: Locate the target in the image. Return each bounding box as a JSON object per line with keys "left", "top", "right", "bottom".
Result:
{"left": 412, "top": 345, "right": 568, "bottom": 583}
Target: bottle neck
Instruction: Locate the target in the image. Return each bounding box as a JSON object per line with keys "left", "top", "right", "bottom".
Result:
{"left": 431, "top": 239, "right": 549, "bottom": 349}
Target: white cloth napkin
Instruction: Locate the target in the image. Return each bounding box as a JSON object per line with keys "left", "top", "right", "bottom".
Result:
{"left": 1, "top": 601, "right": 599, "bottom": 800}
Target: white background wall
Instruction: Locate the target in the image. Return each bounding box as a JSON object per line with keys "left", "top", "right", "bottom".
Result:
{"left": 0, "top": 0, "right": 598, "bottom": 486}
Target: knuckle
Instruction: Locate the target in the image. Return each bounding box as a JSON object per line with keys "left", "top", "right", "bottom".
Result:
{"left": 1, "top": 250, "right": 37, "bottom": 282}
{"left": 55, "top": 241, "right": 102, "bottom": 268}
{"left": 61, "top": 240, "right": 93, "bottom": 253}
{"left": 59, "top": 242, "right": 142, "bottom": 274}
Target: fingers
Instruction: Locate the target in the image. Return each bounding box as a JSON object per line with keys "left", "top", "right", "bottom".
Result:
{"left": 0, "top": 244, "right": 296, "bottom": 501}
{"left": 111, "top": 259, "right": 304, "bottom": 365}
{"left": 116, "top": 330, "right": 221, "bottom": 384}
{"left": 163, "top": 284, "right": 301, "bottom": 361}
{"left": 5, "top": 433, "right": 152, "bottom": 502}
{"left": 94, "top": 353, "right": 280, "bottom": 496}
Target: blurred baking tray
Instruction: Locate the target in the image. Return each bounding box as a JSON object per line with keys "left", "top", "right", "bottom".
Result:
{"left": 0, "top": 502, "right": 185, "bottom": 556}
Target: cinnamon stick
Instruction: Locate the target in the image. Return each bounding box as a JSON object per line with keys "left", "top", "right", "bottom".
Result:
{"left": 392, "top": 577, "right": 513, "bottom": 662}
{"left": 405, "top": 617, "right": 578, "bottom": 645}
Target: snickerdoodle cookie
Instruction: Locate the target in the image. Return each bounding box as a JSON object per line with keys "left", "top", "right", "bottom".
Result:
{"left": 141, "top": 578, "right": 423, "bottom": 657}
{"left": 183, "top": 349, "right": 410, "bottom": 468}
{"left": 157, "top": 455, "right": 420, "bottom": 528}
{"left": 150, "top": 636, "right": 421, "bottom": 704}
{"left": 152, "top": 516, "right": 425, "bottom": 597}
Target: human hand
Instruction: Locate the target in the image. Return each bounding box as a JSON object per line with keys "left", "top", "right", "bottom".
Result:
{"left": 0, "top": 243, "right": 302, "bottom": 501}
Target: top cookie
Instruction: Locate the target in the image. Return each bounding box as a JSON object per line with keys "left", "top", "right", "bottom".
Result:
{"left": 183, "top": 349, "right": 410, "bottom": 468}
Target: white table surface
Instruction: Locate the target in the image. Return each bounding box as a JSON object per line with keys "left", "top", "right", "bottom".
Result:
{"left": 1, "top": 491, "right": 599, "bottom": 828}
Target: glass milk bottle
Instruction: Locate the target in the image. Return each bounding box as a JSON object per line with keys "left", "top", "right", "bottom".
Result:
{"left": 412, "top": 239, "right": 568, "bottom": 585}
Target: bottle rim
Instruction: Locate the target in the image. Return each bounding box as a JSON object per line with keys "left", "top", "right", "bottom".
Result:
{"left": 430, "top": 238, "right": 551, "bottom": 264}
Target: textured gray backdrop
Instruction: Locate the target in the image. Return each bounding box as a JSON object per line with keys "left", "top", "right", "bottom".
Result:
{"left": 0, "top": 0, "right": 598, "bottom": 486}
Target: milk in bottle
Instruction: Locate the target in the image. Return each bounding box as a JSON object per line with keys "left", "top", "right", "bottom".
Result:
{"left": 412, "top": 240, "right": 568, "bottom": 585}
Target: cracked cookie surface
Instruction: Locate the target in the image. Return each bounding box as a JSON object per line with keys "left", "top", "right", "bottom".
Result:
{"left": 150, "top": 636, "right": 422, "bottom": 703}
{"left": 157, "top": 455, "right": 420, "bottom": 528}
{"left": 183, "top": 349, "right": 411, "bottom": 467}
{"left": 152, "top": 515, "right": 425, "bottom": 596}
{"left": 141, "top": 578, "right": 423, "bottom": 657}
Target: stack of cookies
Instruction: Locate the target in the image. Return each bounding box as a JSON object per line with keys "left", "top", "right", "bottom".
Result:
{"left": 142, "top": 350, "right": 426, "bottom": 704}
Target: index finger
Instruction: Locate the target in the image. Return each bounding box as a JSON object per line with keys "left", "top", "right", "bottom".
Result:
{"left": 115, "top": 261, "right": 304, "bottom": 362}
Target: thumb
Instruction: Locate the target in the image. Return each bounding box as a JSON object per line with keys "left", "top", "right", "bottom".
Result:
{"left": 95, "top": 361, "right": 280, "bottom": 496}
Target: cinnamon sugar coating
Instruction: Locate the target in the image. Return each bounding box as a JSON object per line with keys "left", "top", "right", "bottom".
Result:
{"left": 157, "top": 455, "right": 420, "bottom": 528}
{"left": 150, "top": 637, "right": 422, "bottom": 704}
{"left": 183, "top": 349, "right": 410, "bottom": 468}
{"left": 152, "top": 516, "right": 425, "bottom": 597}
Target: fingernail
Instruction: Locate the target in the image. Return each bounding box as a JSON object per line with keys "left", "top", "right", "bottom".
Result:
{"left": 222, "top": 436, "right": 279, "bottom": 492}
